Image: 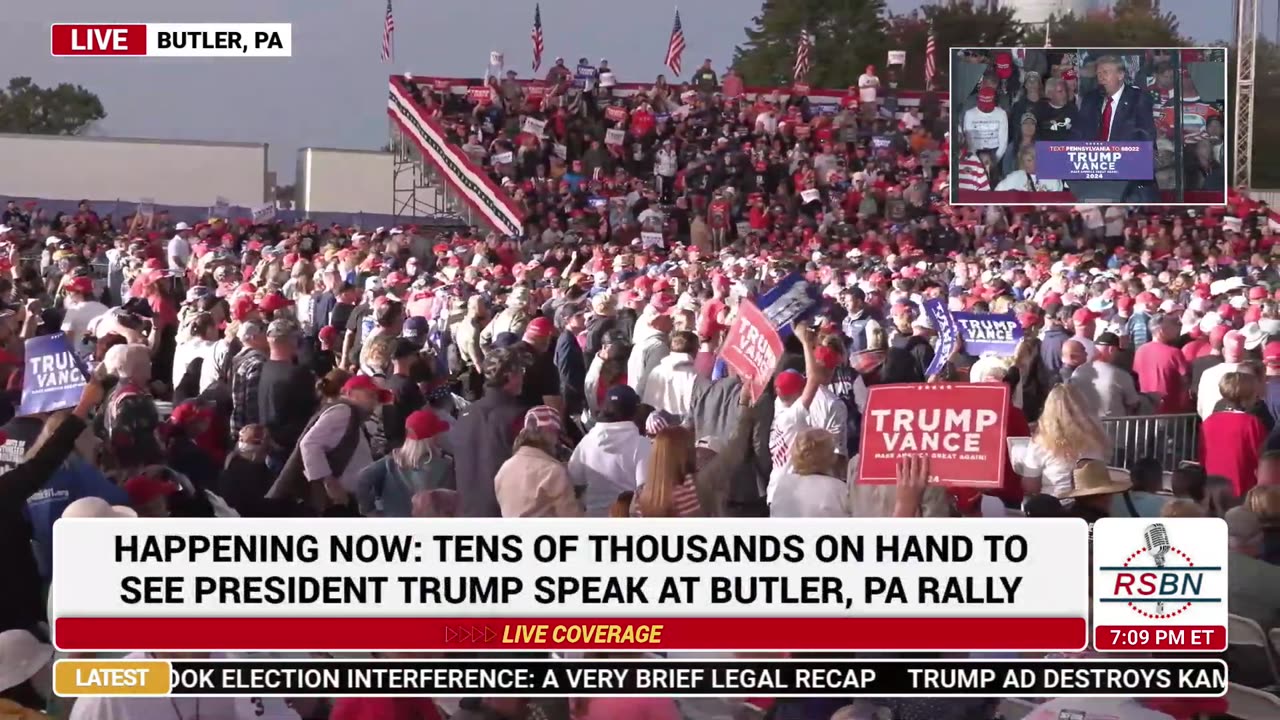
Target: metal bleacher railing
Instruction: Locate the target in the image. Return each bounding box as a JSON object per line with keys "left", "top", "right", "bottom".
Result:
{"left": 1100, "top": 413, "right": 1200, "bottom": 472}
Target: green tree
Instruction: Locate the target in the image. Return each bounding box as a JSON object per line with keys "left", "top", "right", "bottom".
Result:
{"left": 886, "top": 1, "right": 1025, "bottom": 90}
{"left": 0, "top": 76, "right": 106, "bottom": 135}
{"left": 732, "top": 0, "right": 889, "bottom": 89}
{"left": 1022, "top": 0, "right": 1187, "bottom": 48}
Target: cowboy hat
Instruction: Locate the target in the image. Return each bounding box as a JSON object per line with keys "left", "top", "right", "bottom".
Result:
{"left": 1064, "top": 460, "right": 1132, "bottom": 498}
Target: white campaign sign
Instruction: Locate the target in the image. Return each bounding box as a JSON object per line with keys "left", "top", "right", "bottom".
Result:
{"left": 251, "top": 203, "right": 276, "bottom": 224}
{"left": 522, "top": 117, "right": 547, "bottom": 137}
{"left": 800, "top": 188, "right": 821, "bottom": 204}
{"left": 888, "top": 50, "right": 907, "bottom": 66}
{"left": 604, "top": 128, "right": 625, "bottom": 146}
{"left": 641, "top": 231, "right": 665, "bottom": 249}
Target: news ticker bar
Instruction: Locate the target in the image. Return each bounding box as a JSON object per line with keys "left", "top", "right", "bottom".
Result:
{"left": 54, "top": 658, "right": 1227, "bottom": 698}
{"left": 52, "top": 617, "right": 1089, "bottom": 652}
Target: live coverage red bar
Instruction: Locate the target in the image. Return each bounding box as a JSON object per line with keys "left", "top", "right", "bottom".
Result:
{"left": 51, "top": 24, "right": 147, "bottom": 56}
{"left": 55, "top": 617, "right": 1087, "bottom": 651}
{"left": 1094, "top": 625, "right": 1226, "bottom": 652}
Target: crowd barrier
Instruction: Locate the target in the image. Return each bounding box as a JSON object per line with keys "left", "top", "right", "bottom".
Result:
{"left": 1101, "top": 413, "right": 1199, "bottom": 472}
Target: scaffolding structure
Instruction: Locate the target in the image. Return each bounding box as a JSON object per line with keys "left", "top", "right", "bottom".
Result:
{"left": 389, "top": 121, "right": 472, "bottom": 225}
{"left": 1234, "top": 0, "right": 1258, "bottom": 189}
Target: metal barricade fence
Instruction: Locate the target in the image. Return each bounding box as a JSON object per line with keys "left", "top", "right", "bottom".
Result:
{"left": 1101, "top": 413, "right": 1199, "bottom": 471}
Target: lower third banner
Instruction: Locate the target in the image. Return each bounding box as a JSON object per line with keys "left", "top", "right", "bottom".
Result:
{"left": 53, "top": 658, "right": 1227, "bottom": 698}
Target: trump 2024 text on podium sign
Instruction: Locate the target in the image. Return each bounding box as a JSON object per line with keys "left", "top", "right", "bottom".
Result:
{"left": 1035, "top": 142, "right": 1155, "bottom": 181}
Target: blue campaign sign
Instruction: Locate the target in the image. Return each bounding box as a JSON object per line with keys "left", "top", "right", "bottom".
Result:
{"left": 924, "top": 300, "right": 1023, "bottom": 368}
{"left": 20, "top": 333, "right": 89, "bottom": 415}
{"left": 757, "top": 273, "right": 821, "bottom": 337}
{"left": 1035, "top": 141, "right": 1155, "bottom": 181}
{"left": 923, "top": 299, "right": 956, "bottom": 378}
{"left": 953, "top": 311, "right": 1023, "bottom": 356}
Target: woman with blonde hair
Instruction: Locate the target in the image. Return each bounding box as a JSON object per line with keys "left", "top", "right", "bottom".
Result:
{"left": 356, "top": 410, "right": 454, "bottom": 517}
{"left": 633, "top": 426, "right": 702, "bottom": 517}
{"left": 771, "top": 428, "right": 850, "bottom": 517}
{"left": 1021, "top": 384, "right": 1109, "bottom": 498}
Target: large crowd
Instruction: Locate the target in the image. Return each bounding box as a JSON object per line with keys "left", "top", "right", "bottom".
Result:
{"left": 0, "top": 45, "right": 1275, "bottom": 720}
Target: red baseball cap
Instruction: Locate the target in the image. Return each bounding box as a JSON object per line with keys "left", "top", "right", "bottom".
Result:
{"left": 1265, "top": 341, "right": 1280, "bottom": 368}
{"left": 993, "top": 51, "right": 1013, "bottom": 79}
{"left": 342, "top": 375, "right": 392, "bottom": 403}
{"left": 523, "top": 316, "right": 555, "bottom": 340}
{"left": 318, "top": 325, "right": 339, "bottom": 344}
{"left": 65, "top": 276, "right": 94, "bottom": 295}
{"left": 1072, "top": 308, "right": 1097, "bottom": 326}
{"left": 259, "top": 292, "right": 292, "bottom": 313}
{"left": 405, "top": 410, "right": 450, "bottom": 441}
{"left": 124, "top": 475, "right": 180, "bottom": 507}
{"left": 1249, "top": 286, "right": 1268, "bottom": 301}
{"left": 775, "top": 369, "right": 806, "bottom": 398}
{"left": 231, "top": 296, "right": 257, "bottom": 322}
{"left": 814, "top": 346, "right": 842, "bottom": 370}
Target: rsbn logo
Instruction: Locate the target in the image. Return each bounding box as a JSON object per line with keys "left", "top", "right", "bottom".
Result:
{"left": 1098, "top": 523, "right": 1223, "bottom": 619}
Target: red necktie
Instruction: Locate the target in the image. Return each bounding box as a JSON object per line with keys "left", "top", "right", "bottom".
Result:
{"left": 1098, "top": 96, "right": 1113, "bottom": 141}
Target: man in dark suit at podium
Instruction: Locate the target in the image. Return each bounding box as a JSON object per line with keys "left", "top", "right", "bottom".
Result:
{"left": 1072, "top": 55, "right": 1159, "bottom": 203}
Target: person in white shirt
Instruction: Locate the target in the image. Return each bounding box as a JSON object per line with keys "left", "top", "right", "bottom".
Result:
{"left": 767, "top": 325, "right": 847, "bottom": 503}
{"left": 771, "top": 428, "right": 850, "bottom": 517}
{"left": 1197, "top": 330, "right": 1246, "bottom": 419}
{"left": 962, "top": 86, "right": 1009, "bottom": 162}
{"left": 641, "top": 330, "right": 700, "bottom": 419}
{"left": 167, "top": 221, "right": 193, "bottom": 272}
{"left": 994, "top": 144, "right": 1065, "bottom": 192}
{"left": 171, "top": 312, "right": 220, "bottom": 392}
{"left": 857, "top": 65, "right": 879, "bottom": 119}
{"left": 568, "top": 385, "right": 652, "bottom": 516}
{"left": 654, "top": 140, "right": 678, "bottom": 199}
{"left": 60, "top": 275, "right": 108, "bottom": 356}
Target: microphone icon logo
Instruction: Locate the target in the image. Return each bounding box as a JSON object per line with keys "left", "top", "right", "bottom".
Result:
{"left": 1143, "top": 524, "right": 1171, "bottom": 614}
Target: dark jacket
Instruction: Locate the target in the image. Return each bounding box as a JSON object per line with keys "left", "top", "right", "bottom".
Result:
{"left": 554, "top": 330, "right": 587, "bottom": 417}
{"left": 441, "top": 390, "right": 525, "bottom": 517}
{"left": 1, "top": 414, "right": 86, "bottom": 635}
{"left": 1040, "top": 325, "right": 1070, "bottom": 376}
{"left": 1075, "top": 84, "right": 1157, "bottom": 143}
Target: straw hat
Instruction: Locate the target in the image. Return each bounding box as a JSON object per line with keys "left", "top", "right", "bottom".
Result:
{"left": 1064, "top": 460, "right": 1132, "bottom": 498}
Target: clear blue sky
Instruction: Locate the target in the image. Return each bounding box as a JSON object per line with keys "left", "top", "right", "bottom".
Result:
{"left": 6, "top": 0, "right": 1250, "bottom": 182}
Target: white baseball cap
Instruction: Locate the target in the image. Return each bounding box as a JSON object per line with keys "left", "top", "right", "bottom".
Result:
{"left": 62, "top": 496, "right": 137, "bottom": 519}
{"left": 0, "top": 629, "right": 53, "bottom": 692}
{"left": 174, "top": 222, "right": 191, "bottom": 231}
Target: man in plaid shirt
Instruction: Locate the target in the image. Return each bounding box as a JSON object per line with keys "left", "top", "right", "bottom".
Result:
{"left": 230, "top": 321, "right": 268, "bottom": 441}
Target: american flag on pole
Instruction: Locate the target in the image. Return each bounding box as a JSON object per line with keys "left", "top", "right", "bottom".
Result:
{"left": 924, "top": 27, "right": 937, "bottom": 90}
{"left": 665, "top": 9, "right": 686, "bottom": 77}
{"left": 531, "top": 4, "right": 544, "bottom": 71}
{"left": 381, "top": 0, "right": 395, "bottom": 63}
{"left": 793, "top": 30, "right": 811, "bottom": 82}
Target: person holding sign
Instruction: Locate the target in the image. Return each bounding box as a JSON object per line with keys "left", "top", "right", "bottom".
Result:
{"left": 0, "top": 372, "right": 105, "bottom": 637}
{"left": 766, "top": 324, "right": 846, "bottom": 505}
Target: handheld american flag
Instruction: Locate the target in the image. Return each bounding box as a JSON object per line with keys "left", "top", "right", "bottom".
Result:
{"left": 924, "top": 28, "right": 936, "bottom": 90}
{"left": 381, "top": 0, "right": 395, "bottom": 63}
{"left": 665, "top": 9, "right": 686, "bottom": 77}
{"left": 793, "top": 30, "right": 811, "bottom": 83}
{"left": 531, "top": 4, "right": 544, "bottom": 71}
